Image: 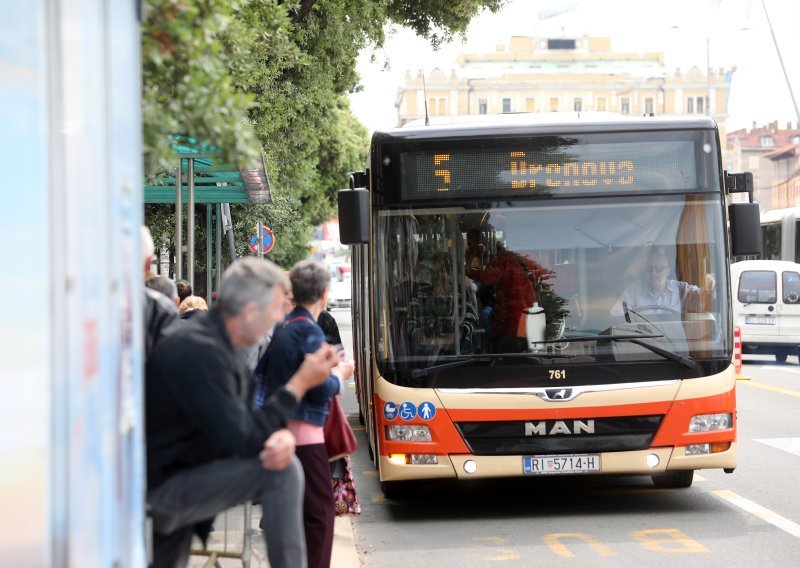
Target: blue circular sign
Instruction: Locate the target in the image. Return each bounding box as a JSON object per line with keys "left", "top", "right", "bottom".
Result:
{"left": 383, "top": 401, "right": 398, "bottom": 421}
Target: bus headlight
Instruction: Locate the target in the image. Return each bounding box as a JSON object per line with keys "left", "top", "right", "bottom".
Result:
{"left": 386, "top": 425, "right": 432, "bottom": 442}
{"left": 689, "top": 413, "right": 732, "bottom": 432}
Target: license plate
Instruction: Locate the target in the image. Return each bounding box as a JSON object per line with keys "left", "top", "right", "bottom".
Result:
{"left": 523, "top": 454, "right": 601, "bottom": 475}
{"left": 745, "top": 315, "right": 776, "bottom": 325}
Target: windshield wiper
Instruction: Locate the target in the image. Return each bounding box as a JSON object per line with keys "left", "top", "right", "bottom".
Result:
{"left": 410, "top": 354, "right": 548, "bottom": 378}
{"left": 534, "top": 333, "right": 695, "bottom": 369}
{"left": 409, "top": 332, "right": 695, "bottom": 377}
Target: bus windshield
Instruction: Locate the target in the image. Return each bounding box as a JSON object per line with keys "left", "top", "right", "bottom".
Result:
{"left": 374, "top": 194, "right": 730, "bottom": 383}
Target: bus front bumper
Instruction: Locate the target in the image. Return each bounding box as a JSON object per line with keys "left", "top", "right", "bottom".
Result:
{"left": 378, "top": 442, "right": 737, "bottom": 482}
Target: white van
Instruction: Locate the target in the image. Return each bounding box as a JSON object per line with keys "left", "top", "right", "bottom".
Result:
{"left": 730, "top": 259, "right": 800, "bottom": 362}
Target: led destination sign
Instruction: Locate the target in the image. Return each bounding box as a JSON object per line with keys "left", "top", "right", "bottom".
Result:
{"left": 399, "top": 139, "right": 703, "bottom": 200}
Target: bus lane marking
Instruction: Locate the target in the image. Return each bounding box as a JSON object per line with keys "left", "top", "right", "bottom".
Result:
{"left": 712, "top": 490, "right": 800, "bottom": 538}
{"left": 739, "top": 379, "right": 800, "bottom": 399}
{"left": 632, "top": 529, "right": 709, "bottom": 553}
{"left": 543, "top": 533, "right": 615, "bottom": 558}
{"left": 470, "top": 536, "right": 520, "bottom": 561}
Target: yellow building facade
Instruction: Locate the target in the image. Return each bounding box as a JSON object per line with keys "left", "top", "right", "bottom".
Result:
{"left": 396, "top": 35, "right": 731, "bottom": 139}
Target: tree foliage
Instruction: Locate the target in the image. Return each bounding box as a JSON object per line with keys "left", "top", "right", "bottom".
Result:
{"left": 142, "top": 0, "right": 505, "bottom": 270}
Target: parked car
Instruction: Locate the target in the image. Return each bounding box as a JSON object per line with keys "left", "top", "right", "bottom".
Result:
{"left": 327, "top": 273, "right": 352, "bottom": 309}
{"left": 731, "top": 259, "right": 800, "bottom": 362}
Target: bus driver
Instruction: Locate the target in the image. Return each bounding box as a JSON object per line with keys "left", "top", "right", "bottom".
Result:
{"left": 611, "top": 248, "right": 715, "bottom": 317}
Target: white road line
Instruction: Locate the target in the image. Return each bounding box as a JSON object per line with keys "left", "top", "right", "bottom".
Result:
{"left": 755, "top": 438, "right": 800, "bottom": 458}
{"left": 758, "top": 366, "right": 800, "bottom": 374}
{"left": 712, "top": 490, "right": 800, "bottom": 538}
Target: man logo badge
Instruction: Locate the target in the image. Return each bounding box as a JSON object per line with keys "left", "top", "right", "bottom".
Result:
{"left": 525, "top": 419, "right": 595, "bottom": 436}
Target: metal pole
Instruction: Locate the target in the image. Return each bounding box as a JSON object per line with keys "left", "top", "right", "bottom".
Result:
{"left": 175, "top": 158, "right": 183, "bottom": 279}
{"left": 206, "top": 205, "right": 212, "bottom": 306}
{"left": 215, "top": 203, "right": 222, "bottom": 298}
{"left": 706, "top": 36, "right": 711, "bottom": 116}
{"left": 222, "top": 203, "right": 237, "bottom": 260}
{"left": 761, "top": 0, "right": 800, "bottom": 122}
{"left": 256, "top": 222, "right": 264, "bottom": 258}
{"left": 188, "top": 157, "right": 195, "bottom": 290}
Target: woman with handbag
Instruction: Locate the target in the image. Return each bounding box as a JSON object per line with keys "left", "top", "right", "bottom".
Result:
{"left": 317, "top": 309, "right": 362, "bottom": 516}
{"left": 256, "top": 260, "right": 354, "bottom": 568}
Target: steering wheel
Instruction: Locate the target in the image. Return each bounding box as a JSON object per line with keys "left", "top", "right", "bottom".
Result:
{"left": 630, "top": 304, "right": 682, "bottom": 317}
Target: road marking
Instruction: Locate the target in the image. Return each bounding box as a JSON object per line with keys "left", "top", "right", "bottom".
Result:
{"left": 543, "top": 533, "right": 615, "bottom": 557}
{"left": 739, "top": 379, "right": 800, "bottom": 399}
{"left": 759, "top": 365, "right": 800, "bottom": 374}
{"left": 755, "top": 438, "right": 800, "bottom": 458}
{"left": 361, "top": 469, "right": 378, "bottom": 478}
{"left": 470, "top": 536, "right": 520, "bottom": 560}
{"left": 712, "top": 490, "right": 800, "bottom": 538}
{"left": 370, "top": 493, "right": 386, "bottom": 503}
{"left": 632, "top": 529, "right": 708, "bottom": 553}
{"left": 694, "top": 473, "right": 707, "bottom": 482}
{"left": 631, "top": 529, "right": 708, "bottom": 553}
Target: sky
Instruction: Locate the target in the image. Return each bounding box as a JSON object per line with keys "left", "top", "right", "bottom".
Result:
{"left": 349, "top": 0, "right": 800, "bottom": 134}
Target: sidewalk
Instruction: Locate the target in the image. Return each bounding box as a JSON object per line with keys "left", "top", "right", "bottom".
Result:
{"left": 187, "top": 504, "right": 359, "bottom": 567}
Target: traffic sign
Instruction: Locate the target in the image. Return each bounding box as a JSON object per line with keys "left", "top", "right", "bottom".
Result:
{"left": 248, "top": 224, "right": 275, "bottom": 254}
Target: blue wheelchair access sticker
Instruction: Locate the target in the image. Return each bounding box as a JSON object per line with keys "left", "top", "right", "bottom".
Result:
{"left": 399, "top": 402, "right": 416, "bottom": 421}
{"left": 383, "top": 401, "right": 398, "bottom": 421}
{"left": 417, "top": 401, "right": 436, "bottom": 420}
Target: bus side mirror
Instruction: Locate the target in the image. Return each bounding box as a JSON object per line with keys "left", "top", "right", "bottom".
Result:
{"left": 729, "top": 202, "right": 762, "bottom": 256}
{"left": 338, "top": 188, "right": 369, "bottom": 244}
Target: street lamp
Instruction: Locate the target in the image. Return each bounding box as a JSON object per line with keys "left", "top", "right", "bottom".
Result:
{"left": 761, "top": 0, "right": 800, "bottom": 122}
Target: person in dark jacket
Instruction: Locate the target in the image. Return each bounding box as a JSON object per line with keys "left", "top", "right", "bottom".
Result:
{"left": 146, "top": 257, "right": 339, "bottom": 568}
{"left": 317, "top": 308, "right": 342, "bottom": 347}
{"left": 257, "top": 260, "right": 354, "bottom": 568}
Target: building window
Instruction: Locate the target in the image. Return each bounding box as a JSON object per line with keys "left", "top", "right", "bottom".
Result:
{"left": 429, "top": 97, "right": 447, "bottom": 116}
{"left": 791, "top": 135, "right": 800, "bottom": 144}
{"left": 573, "top": 97, "right": 582, "bottom": 112}
{"left": 549, "top": 97, "right": 559, "bottom": 112}
{"left": 761, "top": 136, "right": 773, "bottom": 147}
{"left": 427, "top": 98, "right": 435, "bottom": 115}
{"left": 596, "top": 97, "right": 606, "bottom": 111}
{"left": 644, "top": 97, "right": 654, "bottom": 115}
{"left": 686, "top": 97, "right": 694, "bottom": 114}
{"left": 525, "top": 98, "right": 536, "bottom": 112}
{"left": 696, "top": 96, "right": 704, "bottom": 114}
{"left": 548, "top": 38, "right": 576, "bottom": 50}
{"left": 502, "top": 98, "right": 512, "bottom": 113}
{"left": 478, "top": 98, "right": 487, "bottom": 115}
{"left": 620, "top": 97, "right": 630, "bottom": 115}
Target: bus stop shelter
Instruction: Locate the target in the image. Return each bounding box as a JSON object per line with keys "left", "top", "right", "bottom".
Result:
{"left": 143, "top": 136, "right": 272, "bottom": 304}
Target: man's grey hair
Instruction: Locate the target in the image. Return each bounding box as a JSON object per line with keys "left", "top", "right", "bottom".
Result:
{"left": 218, "top": 257, "right": 289, "bottom": 316}
{"left": 141, "top": 225, "right": 155, "bottom": 265}
{"left": 146, "top": 276, "right": 178, "bottom": 301}
{"left": 290, "top": 260, "right": 331, "bottom": 306}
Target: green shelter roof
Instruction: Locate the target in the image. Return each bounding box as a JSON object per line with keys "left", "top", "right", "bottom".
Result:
{"left": 144, "top": 136, "right": 272, "bottom": 204}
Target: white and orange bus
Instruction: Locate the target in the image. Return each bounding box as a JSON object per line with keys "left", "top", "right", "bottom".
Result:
{"left": 338, "top": 114, "right": 760, "bottom": 497}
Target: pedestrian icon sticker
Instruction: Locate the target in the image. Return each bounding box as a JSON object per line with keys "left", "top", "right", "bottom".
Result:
{"left": 399, "top": 402, "right": 416, "bottom": 421}
{"left": 384, "top": 402, "right": 398, "bottom": 421}
{"left": 418, "top": 402, "right": 436, "bottom": 421}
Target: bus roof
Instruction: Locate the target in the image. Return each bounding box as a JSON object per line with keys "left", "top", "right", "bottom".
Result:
{"left": 374, "top": 113, "right": 718, "bottom": 142}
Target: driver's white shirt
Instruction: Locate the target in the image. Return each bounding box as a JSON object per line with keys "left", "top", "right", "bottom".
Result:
{"left": 611, "top": 279, "right": 700, "bottom": 317}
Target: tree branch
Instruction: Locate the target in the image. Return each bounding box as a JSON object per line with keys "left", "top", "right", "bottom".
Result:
{"left": 292, "top": 0, "right": 319, "bottom": 23}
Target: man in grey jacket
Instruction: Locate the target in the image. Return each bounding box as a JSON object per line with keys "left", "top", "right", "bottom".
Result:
{"left": 146, "top": 257, "right": 338, "bottom": 567}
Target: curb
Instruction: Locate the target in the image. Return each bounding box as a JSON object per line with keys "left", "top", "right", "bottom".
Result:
{"left": 331, "top": 515, "right": 359, "bottom": 567}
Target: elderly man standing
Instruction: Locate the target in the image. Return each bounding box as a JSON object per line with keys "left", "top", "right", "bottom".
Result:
{"left": 146, "top": 257, "right": 339, "bottom": 568}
